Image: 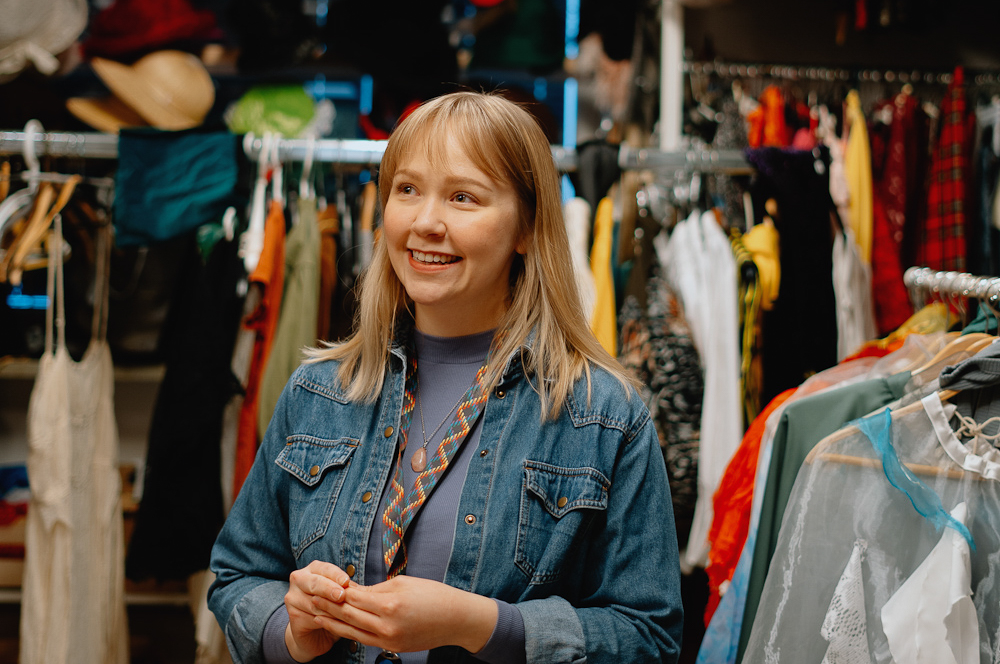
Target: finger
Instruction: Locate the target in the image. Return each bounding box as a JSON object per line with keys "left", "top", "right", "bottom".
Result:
{"left": 320, "top": 593, "right": 386, "bottom": 635}
{"left": 314, "top": 614, "right": 380, "bottom": 647}
{"left": 305, "top": 560, "right": 352, "bottom": 587}
{"left": 290, "top": 568, "right": 348, "bottom": 602}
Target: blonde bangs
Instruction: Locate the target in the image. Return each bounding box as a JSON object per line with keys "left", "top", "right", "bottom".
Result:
{"left": 316, "top": 90, "right": 636, "bottom": 416}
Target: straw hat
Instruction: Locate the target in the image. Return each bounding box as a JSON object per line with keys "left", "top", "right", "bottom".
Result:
{"left": 66, "top": 95, "right": 150, "bottom": 134}
{"left": 90, "top": 50, "right": 215, "bottom": 130}
{"left": 0, "top": 0, "right": 88, "bottom": 82}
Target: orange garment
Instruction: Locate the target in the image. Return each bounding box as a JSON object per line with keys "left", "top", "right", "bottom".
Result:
{"left": 747, "top": 86, "right": 790, "bottom": 148}
{"left": 233, "top": 200, "right": 286, "bottom": 499}
{"left": 705, "top": 388, "right": 797, "bottom": 624}
{"left": 316, "top": 203, "right": 339, "bottom": 342}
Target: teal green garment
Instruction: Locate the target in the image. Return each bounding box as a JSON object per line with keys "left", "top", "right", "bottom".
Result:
{"left": 257, "top": 197, "right": 321, "bottom": 439}
{"left": 961, "top": 301, "right": 1000, "bottom": 335}
{"left": 114, "top": 128, "right": 239, "bottom": 246}
{"left": 736, "top": 370, "right": 912, "bottom": 662}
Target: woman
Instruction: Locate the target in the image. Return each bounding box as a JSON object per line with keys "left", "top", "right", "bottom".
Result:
{"left": 208, "top": 91, "right": 683, "bottom": 664}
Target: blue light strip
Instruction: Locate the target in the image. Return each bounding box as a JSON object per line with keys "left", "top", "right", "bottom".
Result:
{"left": 360, "top": 75, "right": 374, "bottom": 116}
{"left": 565, "top": 0, "right": 580, "bottom": 59}
{"left": 562, "top": 74, "right": 578, "bottom": 201}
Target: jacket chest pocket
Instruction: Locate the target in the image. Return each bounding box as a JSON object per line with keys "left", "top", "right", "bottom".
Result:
{"left": 515, "top": 460, "right": 610, "bottom": 585}
{"left": 276, "top": 435, "right": 358, "bottom": 556}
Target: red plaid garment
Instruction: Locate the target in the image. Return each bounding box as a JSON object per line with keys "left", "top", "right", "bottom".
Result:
{"left": 915, "top": 67, "right": 969, "bottom": 272}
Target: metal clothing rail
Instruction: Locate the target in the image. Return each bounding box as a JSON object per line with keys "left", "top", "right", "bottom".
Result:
{"left": 684, "top": 59, "right": 978, "bottom": 86}
{"left": 903, "top": 266, "right": 1000, "bottom": 303}
{"left": 618, "top": 145, "right": 753, "bottom": 174}
{"left": 0, "top": 130, "right": 581, "bottom": 172}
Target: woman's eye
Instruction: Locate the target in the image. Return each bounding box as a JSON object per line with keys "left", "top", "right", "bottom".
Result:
{"left": 454, "top": 192, "right": 474, "bottom": 204}
{"left": 398, "top": 184, "right": 414, "bottom": 195}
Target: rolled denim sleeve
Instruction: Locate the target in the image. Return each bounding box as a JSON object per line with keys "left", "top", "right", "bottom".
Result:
{"left": 208, "top": 379, "right": 300, "bottom": 664}
{"left": 518, "top": 416, "right": 683, "bottom": 664}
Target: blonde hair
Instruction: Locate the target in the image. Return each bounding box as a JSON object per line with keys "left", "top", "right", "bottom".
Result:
{"left": 309, "top": 90, "right": 636, "bottom": 419}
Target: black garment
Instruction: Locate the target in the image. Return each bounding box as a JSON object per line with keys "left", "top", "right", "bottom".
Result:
{"left": 618, "top": 266, "right": 702, "bottom": 546}
{"left": 746, "top": 147, "right": 839, "bottom": 405}
{"left": 125, "top": 231, "right": 246, "bottom": 581}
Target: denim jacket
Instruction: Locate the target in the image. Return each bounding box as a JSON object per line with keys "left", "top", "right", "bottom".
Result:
{"left": 208, "top": 337, "right": 684, "bottom": 664}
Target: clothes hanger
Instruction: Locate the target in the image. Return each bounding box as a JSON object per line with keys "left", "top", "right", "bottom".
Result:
{"left": 299, "top": 136, "right": 316, "bottom": 201}
{"left": 0, "top": 183, "right": 55, "bottom": 283}
{"left": 239, "top": 131, "right": 273, "bottom": 274}
{"left": 4, "top": 175, "right": 80, "bottom": 286}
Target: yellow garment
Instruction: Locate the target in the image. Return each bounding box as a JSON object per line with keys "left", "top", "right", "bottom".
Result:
{"left": 844, "top": 90, "right": 873, "bottom": 264}
{"left": 742, "top": 220, "right": 781, "bottom": 311}
{"left": 729, "top": 229, "right": 764, "bottom": 426}
{"left": 590, "top": 197, "right": 617, "bottom": 356}
{"left": 851, "top": 302, "right": 957, "bottom": 355}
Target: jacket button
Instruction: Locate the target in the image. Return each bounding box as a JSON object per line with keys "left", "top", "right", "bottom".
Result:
{"left": 557, "top": 497, "right": 568, "bottom": 508}
{"left": 480, "top": 449, "right": 489, "bottom": 457}
{"left": 348, "top": 640, "right": 359, "bottom": 653}
{"left": 345, "top": 564, "right": 356, "bottom": 577}
{"left": 361, "top": 491, "right": 373, "bottom": 503}
{"left": 309, "top": 465, "right": 320, "bottom": 477}
{"left": 384, "top": 426, "right": 394, "bottom": 438}
{"left": 494, "top": 388, "right": 505, "bottom": 399}
{"left": 465, "top": 514, "right": 476, "bottom": 525}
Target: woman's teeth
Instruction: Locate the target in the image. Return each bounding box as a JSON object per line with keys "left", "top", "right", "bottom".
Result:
{"left": 412, "top": 250, "right": 459, "bottom": 264}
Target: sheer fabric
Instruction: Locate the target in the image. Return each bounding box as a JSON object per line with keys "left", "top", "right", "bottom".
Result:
{"left": 744, "top": 393, "right": 1000, "bottom": 664}
{"left": 20, "top": 222, "right": 128, "bottom": 664}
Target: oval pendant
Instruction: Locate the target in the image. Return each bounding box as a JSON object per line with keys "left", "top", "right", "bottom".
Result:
{"left": 410, "top": 447, "right": 427, "bottom": 472}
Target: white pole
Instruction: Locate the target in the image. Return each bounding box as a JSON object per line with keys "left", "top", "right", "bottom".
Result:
{"left": 660, "top": 0, "right": 684, "bottom": 151}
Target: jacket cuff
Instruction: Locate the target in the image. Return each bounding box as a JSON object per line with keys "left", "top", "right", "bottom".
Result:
{"left": 224, "top": 580, "right": 289, "bottom": 664}
{"left": 517, "top": 596, "right": 586, "bottom": 664}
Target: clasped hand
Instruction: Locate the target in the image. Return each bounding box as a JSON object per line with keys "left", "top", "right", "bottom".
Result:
{"left": 284, "top": 561, "right": 498, "bottom": 662}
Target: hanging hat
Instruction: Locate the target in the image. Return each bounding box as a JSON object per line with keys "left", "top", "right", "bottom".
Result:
{"left": 66, "top": 95, "right": 150, "bottom": 133}
{"left": 0, "top": 0, "right": 88, "bottom": 82}
{"left": 83, "top": 0, "right": 222, "bottom": 60}
{"left": 89, "top": 50, "right": 215, "bottom": 130}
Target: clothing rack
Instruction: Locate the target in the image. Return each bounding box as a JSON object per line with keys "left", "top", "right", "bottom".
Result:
{"left": 686, "top": 59, "right": 1000, "bottom": 88}
{"left": 0, "top": 130, "right": 581, "bottom": 172}
{"left": 903, "top": 266, "right": 1000, "bottom": 303}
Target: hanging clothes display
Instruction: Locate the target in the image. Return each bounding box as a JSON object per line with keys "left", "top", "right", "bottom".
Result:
{"left": 125, "top": 227, "right": 245, "bottom": 582}
{"left": 590, "top": 196, "right": 617, "bottom": 357}
{"left": 915, "top": 66, "right": 972, "bottom": 272}
{"left": 619, "top": 265, "right": 703, "bottom": 547}
{"left": 742, "top": 385, "right": 1000, "bottom": 663}
{"left": 656, "top": 208, "right": 741, "bottom": 568}
{"left": 843, "top": 91, "right": 874, "bottom": 265}
{"left": 256, "top": 195, "right": 321, "bottom": 440}
{"left": 232, "top": 198, "right": 286, "bottom": 499}
{"left": 746, "top": 147, "right": 839, "bottom": 405}
{"left": 20, "top": 219, "right": 128, "bottom": 664}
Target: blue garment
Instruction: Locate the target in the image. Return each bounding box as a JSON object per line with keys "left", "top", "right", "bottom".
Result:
{"left": 114, "top": 128, "right": 240, "bottom": 246}
{"left": 208, "top": 329, "right": 684, "bottom": 664}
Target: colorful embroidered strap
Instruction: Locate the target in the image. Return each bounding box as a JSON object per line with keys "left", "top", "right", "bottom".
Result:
{"left": 381, "top": 356, "right": 490, "bottom": 579}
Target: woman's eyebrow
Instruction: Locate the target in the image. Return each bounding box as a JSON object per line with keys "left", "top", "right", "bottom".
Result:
{"left": 395, "top": 169, "right": 492, "bottom": 191}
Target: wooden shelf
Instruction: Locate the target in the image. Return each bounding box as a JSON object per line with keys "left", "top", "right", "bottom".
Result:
{"left": 0, "top": 357, "right": 165, "bottom": 383}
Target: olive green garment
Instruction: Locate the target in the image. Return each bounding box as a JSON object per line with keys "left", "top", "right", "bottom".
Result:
{"left": 257, "top": 197, "right": 321, "bottom": 439}
{"left": 736, "top": 370, "right": 912, "bottom": 662}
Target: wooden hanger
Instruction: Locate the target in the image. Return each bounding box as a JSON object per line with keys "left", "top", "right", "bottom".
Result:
{"left": 3, "top": 175, "right": 80, "bottom": 286}
{"left": 909, "top": 332, "right": 993, "bottom": 379}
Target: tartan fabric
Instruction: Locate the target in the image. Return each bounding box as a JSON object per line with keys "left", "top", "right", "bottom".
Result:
{"left": 381, "top": 358, "right": 489, "bottom": 579}
{"left": 915, "top": 67, "right": 968, "bottom": 272}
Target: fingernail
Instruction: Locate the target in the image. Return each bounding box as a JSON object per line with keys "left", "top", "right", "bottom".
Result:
{"left": 334, "top": 588, "right": 344, "bottom": 601}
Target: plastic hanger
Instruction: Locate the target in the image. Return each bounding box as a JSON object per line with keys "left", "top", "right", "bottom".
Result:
{"left": 239, "top": 131, "right": 273, "bottom": 274}
{"left": 299, "top": 136, "right": 316, "bottom": 200}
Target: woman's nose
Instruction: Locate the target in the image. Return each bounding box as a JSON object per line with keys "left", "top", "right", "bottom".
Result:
{"left": 411, "top": 198, "right": 446, "bottom": 236}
